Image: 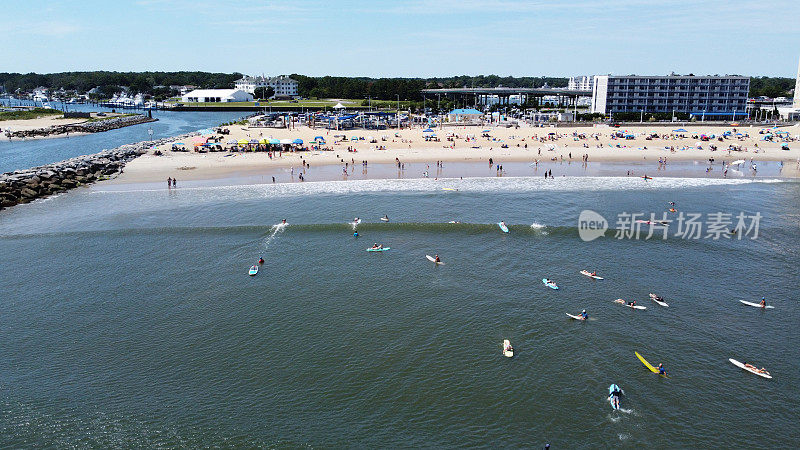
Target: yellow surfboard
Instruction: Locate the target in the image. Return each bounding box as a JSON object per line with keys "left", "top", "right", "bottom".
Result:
{"left": 635, "top": 351, "right": 659, "bottom": 374}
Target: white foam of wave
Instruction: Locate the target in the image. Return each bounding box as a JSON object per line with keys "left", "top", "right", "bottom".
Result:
{"left": 530, "top": 222, "right": 548, "bottom": 235}
{"left": 262, "top": 223, "right": 286, "bottom": 251}
{"left": 92, "top": 175, "right": 790, "bottom": 204}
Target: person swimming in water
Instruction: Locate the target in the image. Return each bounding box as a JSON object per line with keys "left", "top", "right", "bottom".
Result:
{"left": 580, "top": 309, "right": 588, "bottom": 320}
{"left": 258, "top": 257, "right": 264, "bottom": 265}
{"left": 657, "top": 363, "right": 667, "bottom": 376}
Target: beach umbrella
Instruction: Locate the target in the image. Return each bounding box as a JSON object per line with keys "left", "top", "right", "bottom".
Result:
{"left": 174, "top": 142, "right": 185, "bottom": 146}
{"left": 280, "top": 138, "right": 293, "bottom": 145}
{"left": 423, "top": 128, "right": 434, "bottom": 133}
{"left": 259, "top": 138, "right": 268, "bottom": 144}
{"left": 237, "top": 139, "right": 249, "bottom": 145}
{"left": 293, "top": 138, "right": 303, "bottom": 144}
{"left": 249, "top": 139, "right": 259, "bottom": 144}
{"left": 269, "top": 138, "right": 280, "bottom": 145}
{"left": 226, "top": 140, "right": 237, "bottom": 145}
{"left": 314, "top": 136, "right": 325, "bottom": 141}
{"left": 673, "top": 128, "right": 688, "bottom": 133}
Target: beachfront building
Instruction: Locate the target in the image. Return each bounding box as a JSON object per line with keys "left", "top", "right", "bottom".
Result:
{"left": 446, "top": 108, "right": 484, "bottom": 123}
{"left": 568, "top": 76, "right": 593, "bottom": 91}
{"left": 234, "top": 75, "right": 299, "bottom": 98}
{"left": 591, "top": 75, "right": 750, "bottom": 120}
{"left": 180, "top": 89, "right": 253, "bottom": 103}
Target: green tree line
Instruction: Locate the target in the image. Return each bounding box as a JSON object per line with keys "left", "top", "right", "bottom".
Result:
{"left": 1, "top": 71, "right": 794, "bottom": 100}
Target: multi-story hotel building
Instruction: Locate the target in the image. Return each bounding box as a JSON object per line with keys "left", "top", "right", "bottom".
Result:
{"left": 591, "top": 75, "right": 750, "bottom": 119}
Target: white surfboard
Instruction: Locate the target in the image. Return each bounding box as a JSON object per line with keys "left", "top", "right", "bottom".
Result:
{"left": 566, "top": 313, "right": 585, "bottom": 320}
{"left": 498, "top": 222, "right": 509, "bottom": 233}
{"left": 426, "top": 255, "right": 444, "bottom": 265}
{"left": 502, "top": 339, "right": 513, "bottom": 358}
{"left": 614, "top": 299, "right": 646, "bottom": 310}
{"left": 740, "top": 300, "right": 774, "bottom": 309}
{"left": 649, "top": 293, "right": 669, "bottom": 307}
{"left": 579, "top": 270, "right": 604, "bottom": 280}
{"left": 729, "top": 358, "right": 772, "bottom": 379}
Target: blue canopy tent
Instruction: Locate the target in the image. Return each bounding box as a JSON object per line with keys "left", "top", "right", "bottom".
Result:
{"left": 423, "top": 128, "right": 434, "bottom": 133}
{"left": 293, "top": 139, "right": 303, "bottom": 144}
{"left": 672, "top": 128, "right": 688, "bottom": 133}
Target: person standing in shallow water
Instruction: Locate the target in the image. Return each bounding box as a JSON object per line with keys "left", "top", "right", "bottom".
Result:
{"left": 167, "top": 177, "right": 172, "bottom": 188}
{"left": 172, "top": 178, "right": 177, "bottom": 188}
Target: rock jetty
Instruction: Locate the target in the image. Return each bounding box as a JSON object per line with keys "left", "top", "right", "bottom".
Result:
{"left": 4, "top": 114, "right": 157, "bottom": 139}
{"left": 0, "top": 133, "right": 193, "bottom": 210}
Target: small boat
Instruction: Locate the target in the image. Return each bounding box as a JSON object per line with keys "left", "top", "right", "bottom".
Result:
{"left": 248, "top": 265, "right": 259, "bottom": 276}
{"left": 366, "top": 247, "right": 390, "bottom": 252}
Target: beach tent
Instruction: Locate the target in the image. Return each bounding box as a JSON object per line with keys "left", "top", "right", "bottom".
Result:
{"left": 269, "top": 139, "right": 281, "bottom": 145}
{"left": 313, "top": 136, "right": 326, "bottom": 143}
{"left": 174, "top": 142, "right": 185, "bottom": 146}
{"left": 226, "top": 140, "right": 237, "bottom": 145}
{"left": 191, "top": 136, "right": 208, "bottom": 146}
{"left": 280, "top": 138, "right": 293, "bottom": 145}
{"left": 293, "top": 139, "right": 303, "bottom": 144}
{"left": 249, "top": 139, "right": 259, "bottom": 144}
{"left": 333, "top": 103, "right": 345, "bottom": 109}
{"left": 482, "top": 129, "right": 491, "bottom": 133}
{"left": 237, "top": 139, "right": 249, "bottom": 145}
{"left": 423, "top": 128, "right": 434, "bottom": 133}
{"left": 673, "top": 128, "right": 688, "bottom": 133}
{"left": 259, "top": 138, "right": 269, "bottom": 144}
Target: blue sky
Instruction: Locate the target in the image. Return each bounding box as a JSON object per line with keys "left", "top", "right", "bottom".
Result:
{"left": 2, "top": 0, "right": 799, "bottom": 77}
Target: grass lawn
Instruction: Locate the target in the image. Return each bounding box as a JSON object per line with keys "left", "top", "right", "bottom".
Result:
{"left": 0, "top": 108, "right": 62, "bottom": 122}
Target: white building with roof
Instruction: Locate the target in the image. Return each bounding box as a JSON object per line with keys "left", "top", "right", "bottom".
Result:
{"left": 235, "top": 75, "right": 299, "bottom": 98}
{"left": 180, "top": 89, "right": 253, "bottom": 103}
{"left": 568, "top": 76, "right": 593, "bottom": 91}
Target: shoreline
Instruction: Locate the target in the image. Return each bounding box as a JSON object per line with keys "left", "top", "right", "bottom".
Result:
{"left": 101, "top": 159, "right": 797, "bottom": 193}
{"left": 111, "top": 122, "right": 800, "bottom": 184}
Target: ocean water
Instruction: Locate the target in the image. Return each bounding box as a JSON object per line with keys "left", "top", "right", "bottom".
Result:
{"left": 0, "top": 100, "right": 245, "bottom": 173}
{"left": 1, "top": 175, "right": 798, "bottom": 447}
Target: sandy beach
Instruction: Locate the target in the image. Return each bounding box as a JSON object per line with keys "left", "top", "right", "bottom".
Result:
{"left": 114, "top": 122, "right": 800, "bottom": 184}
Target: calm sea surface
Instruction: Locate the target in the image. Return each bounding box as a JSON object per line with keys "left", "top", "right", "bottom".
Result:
{"left": 1, "top": 173, "right": 798, "bottom": 447}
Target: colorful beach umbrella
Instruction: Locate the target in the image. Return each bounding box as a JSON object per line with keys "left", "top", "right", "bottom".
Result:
{"left": 269, "top": 139, "right": 280, "bottom": 145}
{"left": 293, "top": 139, "right": 303, "bottom": 144}
{"left": 237, "top": 139, "right": 249, "bottom": 145}
{"left": 280, "top": 138, "right": 293, "bottom": 145}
